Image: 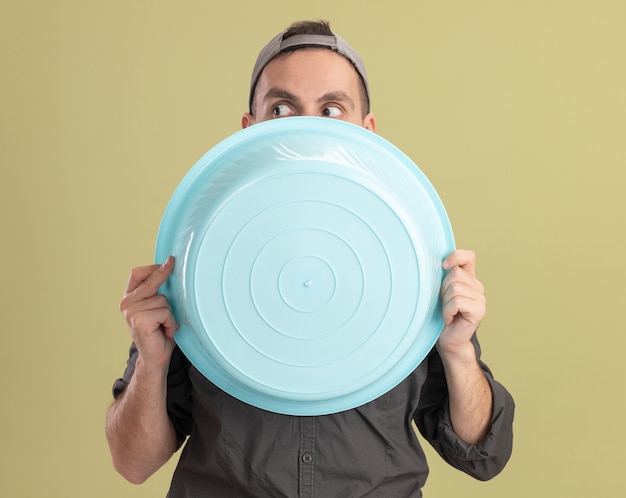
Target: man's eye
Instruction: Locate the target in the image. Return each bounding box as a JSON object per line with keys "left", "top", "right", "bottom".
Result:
{"left": 322, "top": 106, "right": 342, "bottom": 118}
{"left": 273, "top": 104, "right": 293, "bottom": 117}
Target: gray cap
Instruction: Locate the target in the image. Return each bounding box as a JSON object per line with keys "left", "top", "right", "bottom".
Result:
{"left": 249, "top": 31, "right": 370, "bottom": 113}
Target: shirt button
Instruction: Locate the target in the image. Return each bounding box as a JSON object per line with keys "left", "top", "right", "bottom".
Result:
{"left": 302, "top": 453, "right": 313, "bottom": 464}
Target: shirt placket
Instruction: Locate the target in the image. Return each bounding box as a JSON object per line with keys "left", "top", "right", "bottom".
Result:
{"left": 298, "top": 417, "right": 316, "bottom": 498}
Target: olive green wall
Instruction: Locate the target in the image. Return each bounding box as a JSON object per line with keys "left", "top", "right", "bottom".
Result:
{"left": 1, "top": 1, "right": 624, "bottom": 496}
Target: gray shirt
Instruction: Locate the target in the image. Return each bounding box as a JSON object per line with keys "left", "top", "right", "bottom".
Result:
{"left": 113, "top": 335, "right": 514, "bottom": 497}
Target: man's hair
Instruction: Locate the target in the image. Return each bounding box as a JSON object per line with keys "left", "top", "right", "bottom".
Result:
{"left": 283, "top": 19, "right": 334, "bottom": 38}
{"left": 249, "top": 20, "right": 370, "bottom": 117}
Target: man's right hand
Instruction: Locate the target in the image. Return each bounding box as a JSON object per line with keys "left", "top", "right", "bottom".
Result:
{"left": 119, "top": 256, "right": 179, "bottom": 371}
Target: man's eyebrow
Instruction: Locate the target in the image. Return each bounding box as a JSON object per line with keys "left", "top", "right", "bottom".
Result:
{"left": 262, "top": 88, "right": 356, "bottom": 110}
{"left": 263, "top": 88, "right": 300, "bottom": 104}
{"left": 318, "top": 91, "right": 355, "bottom": 110}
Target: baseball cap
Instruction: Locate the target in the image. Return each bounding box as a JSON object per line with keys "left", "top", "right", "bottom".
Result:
{"left": 249, "top": 30, "right": 370, "bottom": 113}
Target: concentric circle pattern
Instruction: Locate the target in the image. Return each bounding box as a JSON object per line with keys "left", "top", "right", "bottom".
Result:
{"left": 156, "top": 117, "right": 455, "bottom": 415}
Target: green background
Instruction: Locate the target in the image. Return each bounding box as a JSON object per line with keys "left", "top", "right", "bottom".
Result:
{"left": 2, "top": 1, "right": 624, "bottom": 496}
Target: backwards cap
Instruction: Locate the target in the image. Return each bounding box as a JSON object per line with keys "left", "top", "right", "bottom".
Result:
{"left": 249, "top": 31, "right": 370, "bottom": 113}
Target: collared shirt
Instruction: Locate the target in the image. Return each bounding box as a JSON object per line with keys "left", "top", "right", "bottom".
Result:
{"left": 113, "top": 336, "right": 514, "bottom": 497}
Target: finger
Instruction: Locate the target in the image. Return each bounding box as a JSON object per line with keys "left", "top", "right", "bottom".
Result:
{"left": 442, "top": 279, "right": 484, "bottom": 309}
{"left": 125, "top": 264, "right": 161, "bottom": 294}
{"left": 123, "top": 256, "right": 175, "bottom": 301}
{"left": 441, "top": 266, "right": 485, "bottom": 297}
{"left": 124, "top": 294, "right": 179, "bottom": 334}
{"left": 441, "top": 270, "right": 486, "bottom": 323}
{"left": 129, "top": 306, "right": 179, "bottom": 338}
{"left": 441, "top": 293, "right": 486, "bottom": 326}
{"left": 122, "top": 294, "right": 171, "bottom": 316}
{"left": 442, "top": 298, "right": 459, "bottom": 325}
{"left": 443, "top": 249, "right": 477, "bottom": 276}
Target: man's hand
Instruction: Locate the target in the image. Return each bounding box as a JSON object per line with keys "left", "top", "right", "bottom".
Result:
{"left": 119, "top": 256, "right": 179, "bottom": 371}
{"left": 438, "top": 249, "right": 486, "bottom": 355}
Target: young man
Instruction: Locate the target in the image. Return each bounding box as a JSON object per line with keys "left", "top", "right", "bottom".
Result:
{"left": 106, "top": 20, "right": 514, "bottom": 497}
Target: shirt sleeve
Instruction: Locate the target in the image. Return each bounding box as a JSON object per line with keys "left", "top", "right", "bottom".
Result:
{"left": 413, "top": 334, "right": 515, "bottom": 480}
{"left": 111, "top": 343, "right": 193, "bottom": 450}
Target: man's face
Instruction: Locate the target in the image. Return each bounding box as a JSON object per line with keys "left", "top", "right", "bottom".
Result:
{"left": 243, "top": 48, "right": 376, "bottom": 131}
